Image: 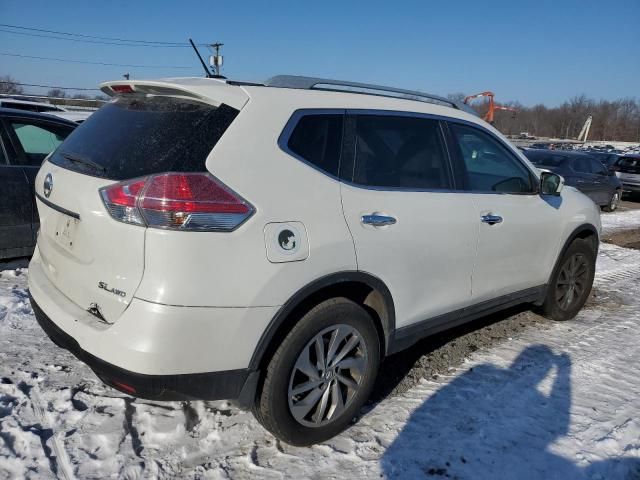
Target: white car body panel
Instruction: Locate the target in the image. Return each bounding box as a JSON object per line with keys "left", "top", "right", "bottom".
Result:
{"left": 50, "top": 111, "right": 94, "bottom": 123}
{"left": 28, "top": 77, "right": 602, "bottom": 383}
{"left": 470, "top": 194, "right": 564, "bottom": 301}
{"left": 340, "top": 185, "right": 477, "bottom": 328}
{"left": 29, "top": 251, "right": 278, "bottom": 373}
{"left": 34, "top": 164, "right": 145, "bottom": 323}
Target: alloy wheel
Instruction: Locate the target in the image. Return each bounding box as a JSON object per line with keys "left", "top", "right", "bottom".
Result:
{"left": 556, "top": 253, "right": 589, "bottom": 311}
{"left": 287, "top": 324, "right": 368, "bottom": 427}
{"left": 610, "top": 192, "right": 620, "bottom": 211}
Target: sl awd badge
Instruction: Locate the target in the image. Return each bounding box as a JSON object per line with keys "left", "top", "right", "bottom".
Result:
{"left": 264, "top": 222, "right": 309, "bottom": 263}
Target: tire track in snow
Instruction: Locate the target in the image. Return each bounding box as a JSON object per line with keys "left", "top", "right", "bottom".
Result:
{"left": 29, "top": 385, "right": 75, "bottom": 480}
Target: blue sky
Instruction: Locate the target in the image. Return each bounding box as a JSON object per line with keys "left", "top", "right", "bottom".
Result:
{"left": 1, "top": 0, "right": 638, "bottom": 106}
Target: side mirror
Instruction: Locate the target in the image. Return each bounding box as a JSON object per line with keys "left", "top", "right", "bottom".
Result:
{"left": 540, "top": 171, "right": 564, "bottom": 196}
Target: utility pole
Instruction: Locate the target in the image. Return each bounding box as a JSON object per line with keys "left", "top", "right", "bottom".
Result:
{"left": 209, "top": 42, "right": 224, "bottom": 77}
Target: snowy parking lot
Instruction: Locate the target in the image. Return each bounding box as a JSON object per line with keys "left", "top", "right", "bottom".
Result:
{"left": 1, "top": 211, "right": 640, "bottom": 479}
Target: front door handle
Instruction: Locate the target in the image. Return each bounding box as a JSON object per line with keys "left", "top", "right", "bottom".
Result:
{"left": 481, "top": 214, "right": 503, "bottom": 225}
{"left": 361, "top": 214, "right": 397, "bottom": 227}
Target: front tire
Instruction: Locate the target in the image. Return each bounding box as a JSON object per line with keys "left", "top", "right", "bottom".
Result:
{"left": 253, "top": 298, "right": 380, "bottom": 446}
{"left": 540, "top": 238, "right": 596, "bottom": 321}
{"left": 602, "top": 190, "right": 621, "bottom": 212}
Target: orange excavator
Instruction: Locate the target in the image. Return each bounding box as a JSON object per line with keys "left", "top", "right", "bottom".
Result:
{"left": 463, "top": 91, "right": 517, "bottom": 124}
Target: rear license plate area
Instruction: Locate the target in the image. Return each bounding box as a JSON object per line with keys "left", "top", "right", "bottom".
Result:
{"left": 55, "top": 215, "right": 79, "bottom": 250}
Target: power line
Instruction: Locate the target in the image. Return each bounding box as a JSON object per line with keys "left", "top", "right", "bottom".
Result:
{"left": 0, "top": 81, "right": 100, "bottom": 91}
{"left": 1, "top": 52, "right": 196, "bottom": 69}
{"left": 0, "top": 25, "right": 208, "bottom": 48}
{"left": 0, "top": 22, "right": 202, "bottom": 45}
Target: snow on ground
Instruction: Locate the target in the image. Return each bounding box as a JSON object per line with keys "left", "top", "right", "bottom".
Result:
{"left": 1, "top": 212, "right": 640, "bottom": 479}
{"left": 601, "top": 207, "right": 640, "bottom": 235}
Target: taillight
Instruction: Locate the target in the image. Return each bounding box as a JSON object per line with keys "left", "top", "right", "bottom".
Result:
{"left": 110, "top": 84, "right": 135, "bottom": 94}
{"left": 100, "top": 173, "right": 254, "bottom": 231}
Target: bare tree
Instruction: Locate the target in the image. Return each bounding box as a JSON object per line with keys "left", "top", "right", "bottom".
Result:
{"left": 0, "top": 75, "right": 24, "bottom": 94}
{"left": 467, "top": 95, "right": 640, "bottom": 142}
{"left": 447, "top": 92, "right": 466, "bottom": 103}
{"left": 47, "top": 88, "right": 67, "bottom": 98}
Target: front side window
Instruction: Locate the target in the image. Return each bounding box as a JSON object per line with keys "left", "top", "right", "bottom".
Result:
{"left": 588, "top": 158, "right": 608, "bottom": 175}
{"left": 450, "top": 123, "right": 534, "bottom": 193}
{"left": 286, "top": 114, "right": 343, "bottom": 177}
{"left": 351, "top": 114, "right": 451, "bottom": 189}
{"left": 8, "top": 121, "right": 74, "bottom": 166}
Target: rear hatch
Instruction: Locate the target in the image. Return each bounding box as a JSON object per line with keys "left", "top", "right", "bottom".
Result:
{"left": 34, "top": 81, "right": 246, "bottom": 323}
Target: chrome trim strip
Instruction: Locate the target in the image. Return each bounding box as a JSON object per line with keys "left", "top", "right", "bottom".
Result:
{"left": 277, "top": 108, "right": 540, "bottom": 195}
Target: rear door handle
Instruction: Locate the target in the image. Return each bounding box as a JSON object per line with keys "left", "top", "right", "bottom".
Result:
{"left": 361, "top": 214, "right": 397, "bottom": 227}
{"left": 481, "top": 214, "right": 503, "bottom": 225}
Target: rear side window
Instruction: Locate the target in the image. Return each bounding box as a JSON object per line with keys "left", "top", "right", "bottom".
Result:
{"left": 49, "top": 96, "right": 238, "bottom": 180}
{"left": 286, "top": 114, "right": 343, "bottom": 177}
{"left": 450, "top": 123, "right": 534, "bottom": 193}
{"left": 37, "top": 105, "right": 64, "bottom": 112}
{"left": 572, "top": 157, "right": 591, "bottom": 174}
{"left": 3, "top": 102, "right": 39, "bottom": 112}
{"left": 7, "top": 121, "right": 74, "bottom": 166}
{"left": 352, "top": 115, "right": 451, "bottom": 189}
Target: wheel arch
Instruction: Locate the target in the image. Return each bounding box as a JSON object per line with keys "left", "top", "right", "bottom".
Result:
{"left": 547, "top": 223, "right": 599, "bottom": 288}
{"left": 248, "top": 271, "right": 395, "bottom": 372}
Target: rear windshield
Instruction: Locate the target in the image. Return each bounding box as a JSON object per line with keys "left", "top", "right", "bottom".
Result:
{"left": 524, "top": 152, "right": 566, "bottom": 167}
{"left": 49, "top": 96, "right": 239, "bottom": 180}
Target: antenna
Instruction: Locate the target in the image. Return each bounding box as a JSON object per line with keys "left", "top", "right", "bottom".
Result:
{"left": 189, "top": 38, "right": 213, "bottom": 78}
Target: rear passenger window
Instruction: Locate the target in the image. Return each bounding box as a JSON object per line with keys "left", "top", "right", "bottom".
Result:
{"left": 287, "top": 114, "right": 343, "bottom": 177}
{"left": 352, "top": 115, "right": 451, "bottom": 189}
{"left": 450, "top": 123, "right": 534, "bottom": 193}
{"left": 572, "top": 158, "right": 591, "bottom": 174}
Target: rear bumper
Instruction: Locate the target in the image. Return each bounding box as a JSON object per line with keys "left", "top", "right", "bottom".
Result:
{"left": 621, "top": 182, "right": 640, "bottom": 192}
{"left": 28, "top": 247, "right": 277, "bottom": 402}
{"left": 30, "top": 295, "right": 253, "bottom": 401}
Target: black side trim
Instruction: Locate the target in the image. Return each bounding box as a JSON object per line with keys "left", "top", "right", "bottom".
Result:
{"left": 30, "top": 295, "right": 251, "bottom": 401}
{"left": 388, "top": 285, "right": 546, "bottom": 354}
{"left": 35, "top": 192, "right": 80, "bottom": 219}
{"left": 248, "top": 271, "right": 395, "bottom": 370}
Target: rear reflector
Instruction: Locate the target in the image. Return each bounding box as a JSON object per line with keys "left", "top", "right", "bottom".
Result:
{"left": 111, "top": 380, "right": 137, "bottom": 394}
{"left": 100, "top": 173, "right": 254, "bottom": 231}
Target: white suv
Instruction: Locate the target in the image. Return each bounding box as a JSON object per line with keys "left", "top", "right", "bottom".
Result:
{"left": 29, "top": 76, "right": 600, "bottom": 445}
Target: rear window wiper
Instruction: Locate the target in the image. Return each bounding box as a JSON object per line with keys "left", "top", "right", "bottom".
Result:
{"left": 61, "top": 152, "right": 107, "bottom": 176}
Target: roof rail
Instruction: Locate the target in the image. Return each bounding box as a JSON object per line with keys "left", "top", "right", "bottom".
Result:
{"left": 264, "top": 75, "right": 477, "bottom": 115}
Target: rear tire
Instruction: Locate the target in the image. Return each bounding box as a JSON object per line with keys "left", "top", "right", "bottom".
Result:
{"left": 540, "top": 238, "right": 596, "bottom": 321}
{"left": 253, "top": 297, "right": 380, "bottom": 446}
